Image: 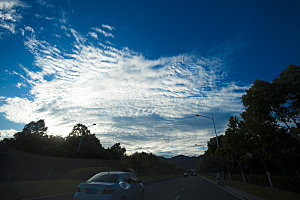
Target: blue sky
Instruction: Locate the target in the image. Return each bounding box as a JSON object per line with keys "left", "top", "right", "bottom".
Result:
{"left": 0, "top": 0, "right": 299, "bottom": 157}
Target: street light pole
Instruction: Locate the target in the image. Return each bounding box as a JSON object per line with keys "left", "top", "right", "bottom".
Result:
{"left": 78, "top": 123, "right": 96, "bottom": 153}
{"left": 195, "top": 114, "right": 219, "bottom": 148}
{"left": 211, "top": 116, "right": 220, "bottom": 148}
{"left": 195, "top": 114, "right": 226, "bottom": 178}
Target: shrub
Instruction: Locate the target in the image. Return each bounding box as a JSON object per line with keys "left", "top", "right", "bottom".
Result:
{"left": 67, "top": 167, "right": 118, "bottom": 180}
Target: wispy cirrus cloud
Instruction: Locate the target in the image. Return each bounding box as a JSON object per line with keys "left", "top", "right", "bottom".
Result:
{"left": 88, "top": 31, "right": 98, "bottom": 40}
{"left": 0, "top": 0, "right": 248, "bottom": 156}
{"left": 102, "top": 24, "right": 114, "bottom": 31}
{"left": 0, "top": 22, "right": 248, "bottom": 156}
{"left": 0, "top": 0, "right": 27, "bottom": 35}
{"left": 92, "top": 27, "right": 114, "bottom": 38}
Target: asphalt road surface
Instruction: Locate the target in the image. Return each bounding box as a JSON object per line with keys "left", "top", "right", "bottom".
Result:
{"left": 144, "top": 176, "right": 240, "bottom": 200}
{"left": 26, "top": 176, "right": 240, "bottom": 200}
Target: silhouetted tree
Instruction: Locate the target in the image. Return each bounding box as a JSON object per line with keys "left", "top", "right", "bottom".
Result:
{"left": 198, "top": 65, "right": 300, "bottom": 187}
{"left": 129, "top": 152, "right": 184, "bottom": 176}
{"left": 44, "top": 135, "right": 68, "bottom": 157}
{"left": 270, "top": 65, "right": 300, "bottom": 138}
{"left": 65, "top": 124, "right": 105, "bottom": 158}
{"left": 12, "top": 119, "right": 48, "bottom": 153}
{"left": 109, "top": 143, "right": 126, "bottom": 159}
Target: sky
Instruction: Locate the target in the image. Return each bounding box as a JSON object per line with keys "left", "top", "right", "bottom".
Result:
{"left": 0, "top": 0, "right": 299, "bottom": 157}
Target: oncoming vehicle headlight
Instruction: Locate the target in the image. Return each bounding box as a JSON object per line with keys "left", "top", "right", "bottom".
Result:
{"left": 119, "top": 181, "right": 131, "bottom": 189}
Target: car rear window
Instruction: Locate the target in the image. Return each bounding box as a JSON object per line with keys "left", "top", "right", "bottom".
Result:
{"left": 87, "top": 173, "right": 119, "bottom": 183}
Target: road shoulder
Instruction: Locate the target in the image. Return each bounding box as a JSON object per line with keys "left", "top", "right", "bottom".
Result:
{"left": 200, "top": 176, "right": 265, "bottom": 200}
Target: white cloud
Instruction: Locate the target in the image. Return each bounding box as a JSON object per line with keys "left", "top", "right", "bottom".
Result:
{"left": 16, "top": 82, "right": 26, "bottom": 88}
{"left": 102, "top": 24, "right": 114, "bottom": 31}
{"left": 25, "top": 25, "right": 34, "bottom": 33}
{"left": 0, "top": 97, "right": 39, "bottom": 123}
{"left": 0, "top": 129, "right": 17, "bottom": 139}
{"left": 88, "top": 31, "right": 98, "bottom": 40}
{"left": 45, "top": 16, "right": 53, "bottom": 20}
{"left": 36, "top": 0, "right": 54, "bottom": 8}
{"left": 0, "top": 25, "right": 247, "bottom": 156}
{"left": 93, "top": 27, "right": 114, "bottom": 38}
{"left": 107, "top": 128, "right": 212, "bottom": 156}
{"left": 0, "top": 0, "right": 26, "bottom": 34}
{"left": 53, "top": 33, "right": 61, "bottom": 38}
{"left": 59, "top": 10, "right": 67, "bottom": 24}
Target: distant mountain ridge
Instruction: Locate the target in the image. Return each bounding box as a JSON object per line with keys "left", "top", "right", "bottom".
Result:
{"left": 163, "top": 155, "right": 202, "bottom": 170}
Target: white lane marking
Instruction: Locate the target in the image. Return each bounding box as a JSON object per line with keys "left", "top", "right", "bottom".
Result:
{"left": 174, "top": 195, "right": 181, "bottom": 200}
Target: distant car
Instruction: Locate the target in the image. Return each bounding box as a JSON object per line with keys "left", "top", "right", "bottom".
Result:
{"left": 73, "top": 171, "right": 145, "bottom": 200}
{"left": 183, "top": 172, "right": 189, "bottom": 177}
{"left": 193, "top": 172, "right": 197, "bottom": 176}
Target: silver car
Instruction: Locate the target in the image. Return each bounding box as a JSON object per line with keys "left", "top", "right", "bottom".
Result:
{"left": 73, "top": 171, "right": 145, "bottom": 200}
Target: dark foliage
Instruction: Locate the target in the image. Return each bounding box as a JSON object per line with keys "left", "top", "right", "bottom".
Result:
{"left": 198, "top": 65, "right": 300, "bottom": 193}
{"left": 0, "top": 121, "right": 182, "bottom": 177}
{"left": 129, "top": 152, "right": 184, "bottom": 176}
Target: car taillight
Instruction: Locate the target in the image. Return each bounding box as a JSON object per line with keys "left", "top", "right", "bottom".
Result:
{"left": 77, "top": 187, "right": 80, "bottom": 193}
{"left": 103, "top": 188, "right": 115, "bottom": 194}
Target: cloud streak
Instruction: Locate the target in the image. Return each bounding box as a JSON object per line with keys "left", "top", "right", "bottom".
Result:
{"left": 0, "top": 0, "right": 26, "bottom": 35}
{"left": 92, "top": 27, "right": 114, "bottom": 38}
{"left": 102, "top": 24, "right": 114, "bottom": 31}
{"left": 0, "top": 25, "right": 247, "bottom": 156}
{"left": 0, "top": 2, "right": 248, "bottom": 156}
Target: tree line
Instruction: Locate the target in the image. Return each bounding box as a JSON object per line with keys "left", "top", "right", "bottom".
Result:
{"left": 0, "top": 120, "right": 183, "bottom": 176}
{"left": 0, "top": 120, "right": 125, "bottom": 159}
{"left": 198, "top": 65, "right": 300, "bottom": 191}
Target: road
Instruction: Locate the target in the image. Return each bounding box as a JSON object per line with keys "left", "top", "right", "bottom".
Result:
{"left": 144, "top": 176, "right": 240, "bottom": 200}
{"left": 25, "top": 176, "right": 240, "bottom": 200}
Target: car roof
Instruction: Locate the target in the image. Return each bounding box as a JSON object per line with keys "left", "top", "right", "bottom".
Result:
{"left": 99, "top": 171, "right": 132, "bottom": 175}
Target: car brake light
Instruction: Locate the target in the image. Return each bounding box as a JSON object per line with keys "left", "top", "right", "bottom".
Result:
{"left": 103, "top": 188, "right": 115, "bottom": 194}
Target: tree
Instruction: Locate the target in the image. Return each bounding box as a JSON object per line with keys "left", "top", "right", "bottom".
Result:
{"left": 13, "top": 119, "right": 48, "bottom": 153}
{"left": 68, "top": 123, "right": 91, "bottom": 137}
{"left": 43, "top": 135, "right": 68, "bottom": 157}
{"left": 129, "top": 152, "right": 183, "bottom": 176}
{"left": 198, "top": 65, "right": 300, "bottom": 184}
{"left": 223, "top": 117, "right": 249, "bottom": 182}
{"left": 109, "top": 143, "right": 126, "bottom": 159}
{"left": 65, "top": 124, "right": 104, "bottom": 158}
{"left": 271, "top": 65, "right": 300, "bottom": 138}
{"left": 241, "top": 65, "right": 300, "bottom": 139}
{"left": 198, "top": 136, "right": 224, "bottom": 176}
{"left": 242, "top": 79, "right": 286, "bottom": 188}
{"left": 22, "top": 119, "right": 48, "bottom": 135}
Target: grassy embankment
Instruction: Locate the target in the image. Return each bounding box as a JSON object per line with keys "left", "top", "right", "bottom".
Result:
{"left": 1, "top": 173, "right": 180, "bottom": 200}
{"left": 204, "top": 175, "right": 300, "bottom": 200}
{"left": 2, "top": 179, "right": 80, "bottom": 200}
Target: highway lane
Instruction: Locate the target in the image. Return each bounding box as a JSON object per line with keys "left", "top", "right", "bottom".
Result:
{"left": 144, "top": 176, "right": 240, "bottom": 200}
{"left": 24, "top": 176, "right": 240, "bottom": 200}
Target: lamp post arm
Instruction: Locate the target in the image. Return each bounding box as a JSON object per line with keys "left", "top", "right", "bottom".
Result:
{"left": 195, "top": 114, "right": 213, "bottom": 120}
{"left": 212, "top": 116, "right": 220, "bottom": 148}
{"left": 196, "top": 114, "right": 219, "bottom": 148}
